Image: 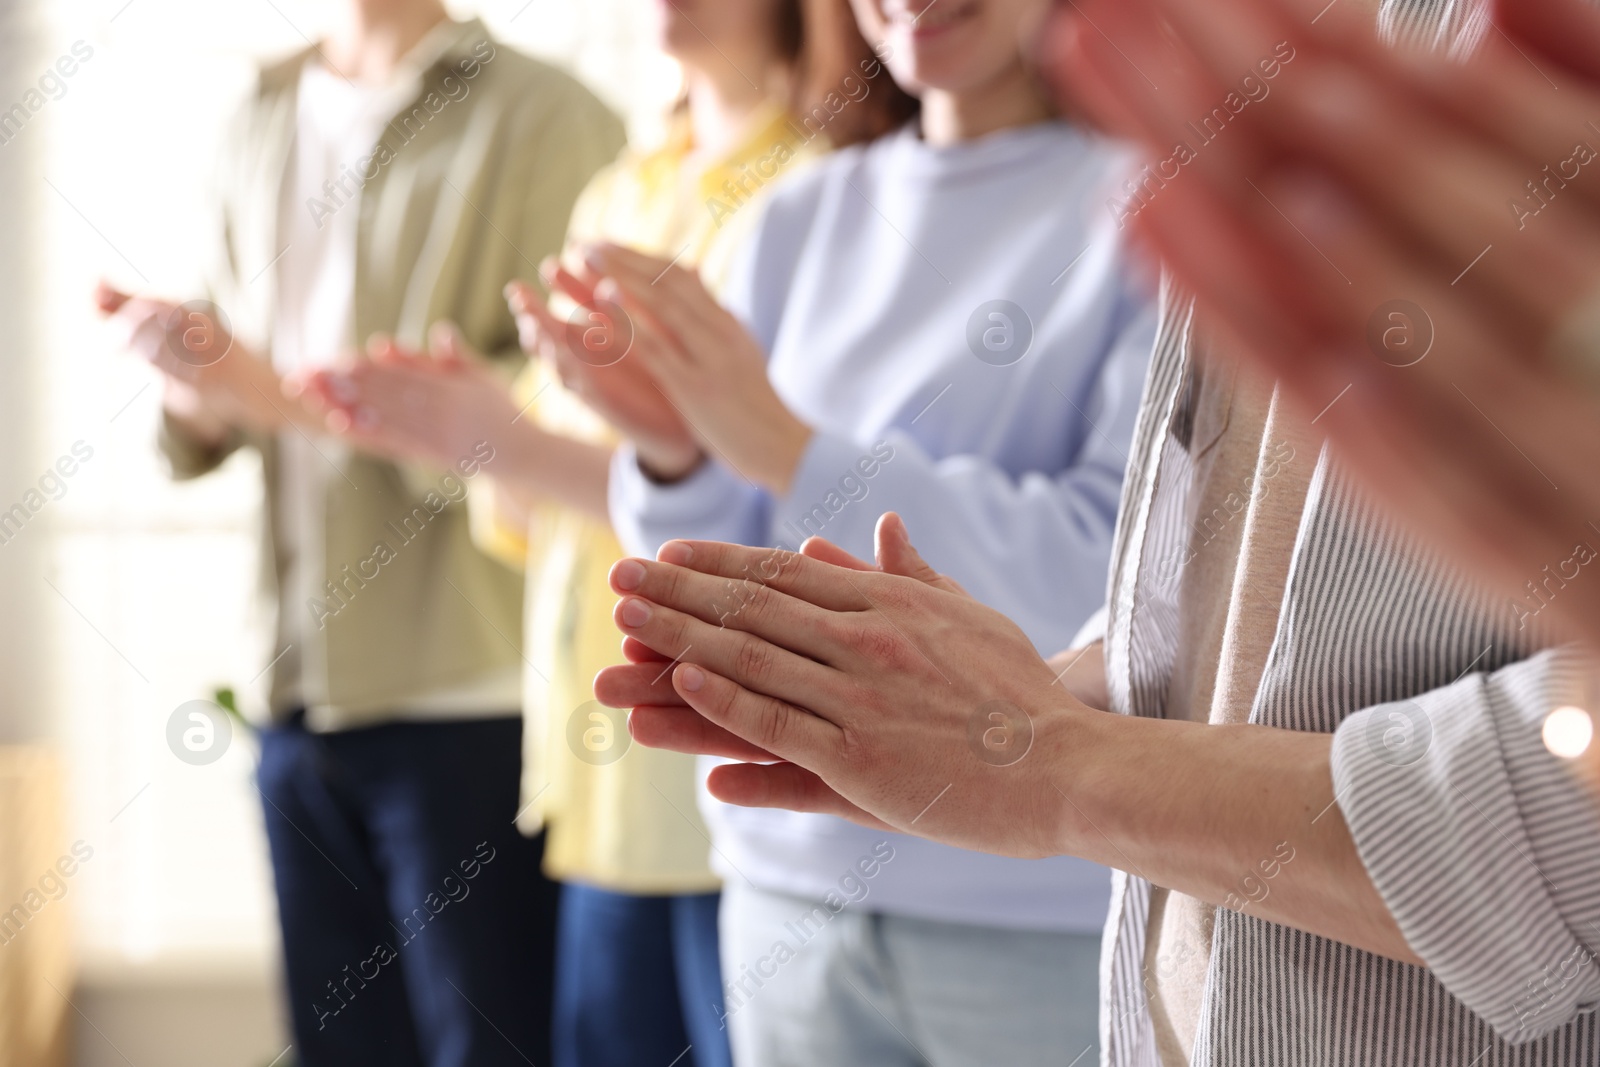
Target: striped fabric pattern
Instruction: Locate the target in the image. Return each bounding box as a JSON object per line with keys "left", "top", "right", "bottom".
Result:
{"left": 1100, "top": 286, "right": 1600, "bottom": 1064}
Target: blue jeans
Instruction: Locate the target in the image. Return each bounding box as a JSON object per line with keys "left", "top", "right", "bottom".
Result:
{"left": 554, "top": 883, "right": 732, "bottom": 1067}
{"left": 720, "top": 882, "right": 1101, "bottom": 1067}
{"left": 257, "top": 713, "right": 560, "bottom": 1067}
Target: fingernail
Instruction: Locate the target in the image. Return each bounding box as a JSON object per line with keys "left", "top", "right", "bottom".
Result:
{"left": 613, "top": 559, "right": 646, "bottom": 591}
{"left": 582, "top": 245, "right": 607, "bottom": 272}
{"left": 658, "top": 542, "right": 694, "bottom": 565}
{"left": 620, "top": 598, "right": 652, "bottom": 628}
{"left": 678, "top": 665, "right": 705, "bottom": 693}
{"left": 594, "top": 278, "right": 618, "bottom": 302}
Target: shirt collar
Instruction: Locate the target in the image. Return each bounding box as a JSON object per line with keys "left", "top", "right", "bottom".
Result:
{"left": 633, "top": 100, "right": 817, "bottom": 205}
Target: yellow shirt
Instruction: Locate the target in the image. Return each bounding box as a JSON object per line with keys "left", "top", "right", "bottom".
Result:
{"left": 472, "top": 103, "right": 826, "bottom": 892}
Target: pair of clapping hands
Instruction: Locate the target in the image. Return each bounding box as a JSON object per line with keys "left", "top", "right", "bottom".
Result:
{"left": 290, "top": 245, "right": 812, "bottom": 493}
{"left": 1049, "top": 0, "right": 1600, "bottom": 652}
{"left": 102, "top": 244, "right": 809, "bottom": 492}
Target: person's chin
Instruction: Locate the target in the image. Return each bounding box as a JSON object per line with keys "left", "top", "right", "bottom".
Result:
{"left": 885, "top": 3, "right": 985, "bottom": 64}
{"left": 895, "top": 56, "right": 988, "bottom": 100}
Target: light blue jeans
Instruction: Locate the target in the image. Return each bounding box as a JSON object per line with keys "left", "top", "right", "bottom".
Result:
{"left": 719, "top": 883, "right": 1102, "bottom": 1067}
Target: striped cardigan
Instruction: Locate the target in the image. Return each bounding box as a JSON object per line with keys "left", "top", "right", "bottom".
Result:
{"left": 1099, "top": 267, "right": 1600, "bottom": 1067}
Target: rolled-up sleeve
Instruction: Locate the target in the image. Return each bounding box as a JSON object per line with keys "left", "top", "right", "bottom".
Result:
{"left": 1330, "top": 647, "right": 1600, "bottom": 1042}
{"left": 157, "top": 409, "right": 244, "bottom": 480}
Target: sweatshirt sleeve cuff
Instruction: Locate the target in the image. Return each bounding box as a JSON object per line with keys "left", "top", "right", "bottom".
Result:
{"left": 607, "top": 442, "right": 755, "bottom": 558}
{"left": 1330, "top": 649, "right": 1600, "bottom": 1042}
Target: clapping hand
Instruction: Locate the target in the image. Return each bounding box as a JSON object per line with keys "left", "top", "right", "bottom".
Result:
{"left": 580, "top": 243, "right": 815, "bottom": 493}
{"left": 97, "top": 280, "right": 306, "bottom": 436}
{"left": 506, "top": 256, "right": 704, "bottom": 481}
{"left": 1044, "top": 0, "right": 1600, "bottom": 652}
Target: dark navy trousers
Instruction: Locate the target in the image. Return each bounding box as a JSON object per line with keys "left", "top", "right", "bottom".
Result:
{"left": 257, "top": 713, "right": 559, "bottom": 1067}
{"left": 553, "top": 884, "right": 732, "bottom": 1067}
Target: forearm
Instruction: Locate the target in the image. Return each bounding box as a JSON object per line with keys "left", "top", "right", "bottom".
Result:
{"left": 1050, "top": 709, "right": 1418, "bottom": 963}
{"left": 490, "top": 423, "right": 611, "bottom": 522}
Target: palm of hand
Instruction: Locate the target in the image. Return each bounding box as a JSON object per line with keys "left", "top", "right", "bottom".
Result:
{"left": 551, "top": 342, "right": 698, "bottom": 460}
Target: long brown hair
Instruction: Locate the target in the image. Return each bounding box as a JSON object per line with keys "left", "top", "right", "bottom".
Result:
{"left": 776, "top": 0, "right": 919, "bottom": 146}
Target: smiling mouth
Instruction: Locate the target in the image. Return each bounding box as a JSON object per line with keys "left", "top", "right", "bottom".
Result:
{"left": 895, "top": 0, "right": 979, "bottom": 34}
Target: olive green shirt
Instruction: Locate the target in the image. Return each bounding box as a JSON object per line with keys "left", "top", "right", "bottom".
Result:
{"left": 160, "top": 20, "right": 625, "bottom": 729}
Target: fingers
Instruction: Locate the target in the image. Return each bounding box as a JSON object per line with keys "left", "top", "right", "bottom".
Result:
{"left": 585, "top": 243, "right": 687, "bottom": 292}
{"left": 1173, "top": 0, "right": 1600, "bottom": 332}
{"left": 1131, "top": 174, "right": 1326, "bottom": 370}
{"left": 282, "top": 368, "right": 345, "bottom": 417}
{"left": 94, "top": 280, "right": 132, "bottom": 315}
{"left": 1491, "top": 0, "right": 1600, "bottom": 82}
{"left": 705, "top": 761, "right": 893, "bottom": 830}
{"left": 874, "top": 513, "right": 969, "bottom": 596}
{"left": 799, "top": 536, "right": 876, "bottom": 571}
{"left": 622, "top": 635, "right": 670, "bottom": 663}
{"left": 427, "top": 320, "right": 472, "bottom": 369}
{"left": 671, "top": 662, "right": 842, "bottom": 767}
{"left": 504, "top": 278, "right": 547, "bottom": 349}
{"left": 1387, "top": 40, "right": 1600, "bottom": 213}
{"left": 1056, "top": 0, "right": 1230, "bottom": 156}
{"left": 611, "top": 590, "right": 856, "bottom": 729}
{"left": 593, "top": 659, "right": 682, "bottom": 709}
{"left": 637, "top": 540, "right": 875, "bottom": 614}
{"left": 508, "top": 281, "right": 570, "bottom": 366}
{"left": 627, "top": 705, "right": 780, "bottom": 763}
{"left": 592, "top": 265, "right": 714, "bottom": 364}
{"left": 1273, "top": 65, "right": 1595, "bottom": 330}
{"left": 611, "top": 555, "right": 854, "bottom": 664}
{"left": 1037, "top": 10, "right": 1150, "bottom": 141}
{"left": 795, "top": 521, "right": 970, "bottom": 597}
{"left": 542, "top": 257, "right": 602, "bottom": 309}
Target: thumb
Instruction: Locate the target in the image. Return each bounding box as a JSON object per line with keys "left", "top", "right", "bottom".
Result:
{"left": 95, "top": 280, "right": 132, "bottom": 316}
{"left": 427, "top": 320, "right": 471, "bottom": 369}
{"left": 1496, "top": 0, "right": 1600, "bottom": 82}
{"left": 874, "top": 513, "right": 969, "bottom": 597}
{"left": 505, "top": 279, "right": 563, "bottom": 360}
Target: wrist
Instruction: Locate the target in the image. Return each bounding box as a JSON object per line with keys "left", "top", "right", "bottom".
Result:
{"left": 1049, "top": 642, "right": 1109, "bottom": 710}
{"left": 750, "top": 414, "right": 814, "bottom": 495}
{"left": 216, "top": 351, "right": 294, "bottom": 433}
{"left": 489, "top": 419, "right": 547, "bottom": 481}
{"left": 1031, "top": 692, "right": 1118, "bottom": 861}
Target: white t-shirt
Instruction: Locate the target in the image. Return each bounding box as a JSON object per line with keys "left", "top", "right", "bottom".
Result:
{"left": 273, "top": 58, "right": 518, "bottom": 718}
